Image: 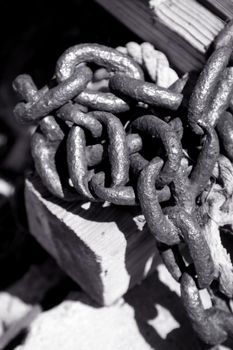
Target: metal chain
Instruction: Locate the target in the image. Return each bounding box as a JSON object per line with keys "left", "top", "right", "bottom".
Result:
{"left": 13, "top": 24, "right": 233, "bottom": 346}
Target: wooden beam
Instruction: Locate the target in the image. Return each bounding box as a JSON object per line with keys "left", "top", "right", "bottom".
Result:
{"left": 199, "top": 0, "right": 233, "bottom": 20}
{"left": 95, "top": 0, "right": 224, "bottom": 73}
{"left": 25, "top": 176, "right": 160, "bottom": 306}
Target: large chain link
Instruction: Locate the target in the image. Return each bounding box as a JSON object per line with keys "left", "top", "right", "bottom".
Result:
{"left": 13, "top": 22, "right": 233, "bottom": 346}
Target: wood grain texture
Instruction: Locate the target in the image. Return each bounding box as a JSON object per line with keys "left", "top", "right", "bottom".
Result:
{"left": 199, "top": 0, "right": 233, "bottom": 20}
{"left": 25, "top": 176, "right": 159, "bottom": 306}
{"left": 95, "top": 0, "right": 224, "bottom": 73}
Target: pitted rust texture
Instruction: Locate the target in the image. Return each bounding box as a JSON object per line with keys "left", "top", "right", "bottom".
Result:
{"left": 188, "top": 46, "right": 233, "bottom": 135}
{"left": 67, "top": 125, "right": 95, "bottom": 201}
{"left": 57, "top": 103, "right": 103, "bottom": 138}
{"left": 75, "top": 90, "right": 130, "bottom": 113}
{"left": 131, "top": 115, "right": 183, "bottom": 187}
{"left": 55, "top": 43, "right": 144, "bottom": 82}
{"left": 110, "top": 74, "right": 183, "bottom": 110}
{"left": 14, "top": 66, "right": 93, "bottom": 124}
{"left": 13, "top": 30, "right": 233, "bottom": 345}
{"left": 216, "top": 111, "right": 233, "bottom": 162}
{"left": 90, "top": 172, "right": 137, "bottom": 206}
{"left": 137, "top": 157, "right": 180, "bottom": 245}
{"left": 88, "top": 111, "right": 129, "bottom": 187}
{"left": 181, "top": 273, "right": 228, "bottom": 345}
{"left": 164, "top": 207, "right": 214, "bottom": 289}
{"left": 189, "top": 125, "right": 220, "bottom": 198}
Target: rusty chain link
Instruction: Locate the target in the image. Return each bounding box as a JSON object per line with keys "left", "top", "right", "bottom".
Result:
{"left": 13, "top": 29, "right": 233, "bottom": 346}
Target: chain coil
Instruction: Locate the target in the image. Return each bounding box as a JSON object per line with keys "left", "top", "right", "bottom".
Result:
{"left": 13, "top": 29, "right": 233, "bottom": 346}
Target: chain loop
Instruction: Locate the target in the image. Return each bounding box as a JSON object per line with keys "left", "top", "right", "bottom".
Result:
{"left": 14, "top": 66, "right": 93, "bottom": 124}
{"left": 110, "top": 74, "right": 183, "bottom": 110}
{"left": 187, "top": 46, "right": 233, "bottom": 135}
{"left": 55, "top": 43, "right": 144, "bottom": 82}
{"left": 181, "top": 272, "right": 233, "bottom": 345}
{"left": 131, "top": 115, "right": 183, "bottom": 187}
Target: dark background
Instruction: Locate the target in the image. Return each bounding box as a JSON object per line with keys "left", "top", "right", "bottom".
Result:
{"left": 0, "top": 0, "right": 140, "bottom": 286}
{"left": 0, "top": 0, "right": 139, "bottom": 117}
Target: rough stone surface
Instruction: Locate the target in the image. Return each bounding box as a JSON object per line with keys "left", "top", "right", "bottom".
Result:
{"left": 25, "top": 175, "right": 159, "bottom": 306}
{"left": 0, "top": 259, "right": 65, "bottom": 337}
{"left": 14, "top": 266, "right": 204, "bottom": 350}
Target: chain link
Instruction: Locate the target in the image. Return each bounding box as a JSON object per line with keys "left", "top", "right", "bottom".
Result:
{"left": 13, "top": 30, "right": 233, "bottom": 346}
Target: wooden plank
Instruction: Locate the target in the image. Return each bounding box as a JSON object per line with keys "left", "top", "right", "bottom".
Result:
{"left": 25, "top": 175, "right": 160, "bottom": 306}
{"left": 95, "top": 0, "right": 224, "bottom": 73}
{"left": 199, "top": 0, "right": 233, "bottom": 19}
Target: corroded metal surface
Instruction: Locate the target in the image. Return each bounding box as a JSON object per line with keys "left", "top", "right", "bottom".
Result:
{"left": 110, "top": 74, "right": 182, "bottom": 110}
{"left": 188, "top": 46, "right": 232, "bottom": 134}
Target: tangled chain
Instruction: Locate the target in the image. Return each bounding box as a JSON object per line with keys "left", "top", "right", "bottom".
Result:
{"left": 13, "top": 21, "right": 233, "bottom": 346}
